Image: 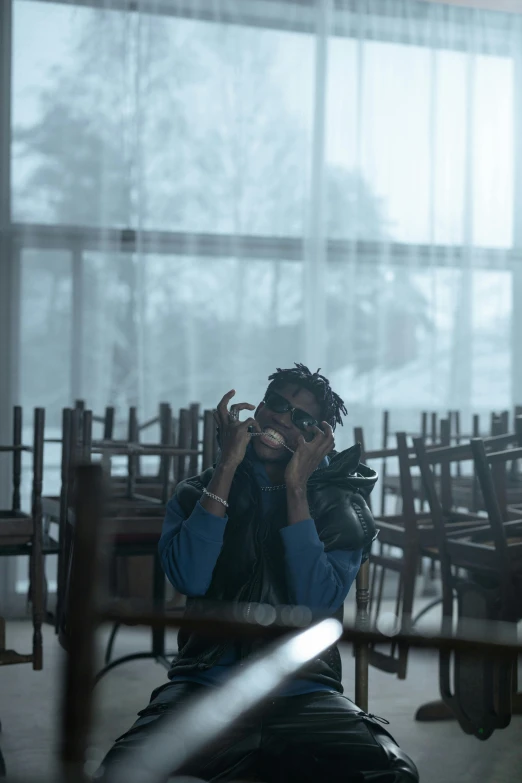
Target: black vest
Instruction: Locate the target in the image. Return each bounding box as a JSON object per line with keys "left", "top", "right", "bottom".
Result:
{"left": 168, "top": 443, "right": 378, "bottom": 692}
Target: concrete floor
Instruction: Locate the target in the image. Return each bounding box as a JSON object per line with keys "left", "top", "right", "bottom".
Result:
{"left": 1, "top": 618, "right": 522, "bottom": 783}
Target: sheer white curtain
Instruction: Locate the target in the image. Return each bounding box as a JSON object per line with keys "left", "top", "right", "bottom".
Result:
{"left": 324, "top": 0, "right": 517, "bottom": 446}
{"left": 9, "top": 0, "right": 520, "bottom": 454}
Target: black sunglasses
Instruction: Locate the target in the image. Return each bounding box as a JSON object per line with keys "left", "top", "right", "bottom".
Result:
{"left": 263, "top": 391, "right": 318, "bottom": 432}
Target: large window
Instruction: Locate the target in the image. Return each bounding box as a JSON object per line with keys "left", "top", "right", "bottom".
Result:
{"left": 20, "top": 249, "right": 72, "bottom": 419}
{"left": 80, "top": 252, "right": 304, "bottom": 418}
{"left": 12, "top": 1, "right": 315, "bottom": 235}
{"left": 8, "top": 0, "right": 522, "bottom": 451}
{"left": 326, "top": 39, "right": 513, "bottom": 246}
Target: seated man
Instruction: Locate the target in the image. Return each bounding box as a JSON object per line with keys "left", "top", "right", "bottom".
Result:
{"left": 97, "top": 364, "right": 419, "bottom": 782}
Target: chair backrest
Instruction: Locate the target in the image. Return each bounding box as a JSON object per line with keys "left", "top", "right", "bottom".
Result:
{"left": 380, "top": 411, "right": 390, "bottom": 515}
{"left": 103, "top": 406, "right": 115, "bottom": 441}
{"left": 490, "top": 410, "right": 509, "bottom": 436}
{"left": 31, "top": 407, "right": 46, "bottom": 670}
{"left": 356, "top": 424, "right": 409, "bottom": 514}
{"left": 12, "top": 405, "right": 22, "bottom": 512}
{"left": 127, "top": 406, "right": 139, "bottom": 485}
{"left": 59, "top": 406, "right": 94, "bottom": 491}
{"left": 158, "top": 403, "right": 173, "bottom": 502}
{"left": 189, "top": 403, "right": 200, "bottom": 476}
{"left": 469, "top": 439, "right": 520, "bottom": 583}
{"left": 414, "top": 416, "right": 522, "bottom": 514}
{"left": 394, "top": 432, "right": 421, "bottom": 543}
{"left": 55, "top": 408, "right": 74, "bottom": 634}
{"left": 483, "top": 416, "right": 522, "bottom": 520}
{"left": 355, "top": 423, "right": 448, "bottom": 516}
{"left": 59, "top": 401, "right": 219, "bottom": 500}
{"left": 202, "top": 410, "right": 216, "bottom": 471}
{"left": 175, "top": 408, "right": 191, "bottom": 486}
{"left": 413, "top": 429, "right": 522, "bottom": 564}
{"left": 357, "top": 431, "right": 423, "bottom": 680}
{"left": 378, "top": 411, "right": 440, "bottom": 515}
{"left": 412, "top": 435, "right": 473, "bottom": 591}
{"left": 1, "top": 408, "right": 45, "bottom": 516}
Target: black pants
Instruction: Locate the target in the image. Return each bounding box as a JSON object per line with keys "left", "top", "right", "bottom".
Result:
{"left": 95, "top": 682, "right": 419, "bottom": 782}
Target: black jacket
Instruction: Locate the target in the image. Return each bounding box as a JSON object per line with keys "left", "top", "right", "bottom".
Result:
{"left": 168, "top": 442, "right": 378, "bottom": 692}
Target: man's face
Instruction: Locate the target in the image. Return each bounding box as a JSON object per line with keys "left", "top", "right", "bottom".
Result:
{"left": 252, "top": 382, "right": 324, "bottom": 463}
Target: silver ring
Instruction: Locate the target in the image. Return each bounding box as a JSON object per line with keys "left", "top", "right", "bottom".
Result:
{"left": 229, "top": 407, "right": 239, "bottom": 421}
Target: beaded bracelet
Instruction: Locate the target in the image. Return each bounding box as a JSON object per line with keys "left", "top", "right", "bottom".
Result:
{"left": 202, "top": 487, "right": 229, "bottom": 508}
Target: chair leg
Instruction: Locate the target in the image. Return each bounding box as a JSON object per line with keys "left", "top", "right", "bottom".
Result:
{"left": 415, "top": 700, "right": 455, "bottom": 722}
{"left": 375, "top": 557, "right": 386, "bottom": 619}
{"left": 421, "top": 559, "right": 439, "bottom": 598}
{"left": 104, "top": 623, "right": 121, "bottom": 665}
{"left": 411, "top": 597, "right": 443, "bottom": 627}
{"left": 369, "top": 560, "right": 379, "bottom": 624}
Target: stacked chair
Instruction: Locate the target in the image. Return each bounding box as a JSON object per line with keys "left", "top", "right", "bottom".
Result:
{"left": 2, "top": 397, "right": 522, "bottom": 776}
{"left": 0, "top": 407, "right": 49, "bottom": 776}
{"left": 55, "top": 404, "right": 373, "bottom": 709}
{"left": 0, "top": 407, "right": 48, "bottom": 665}
{"left": 355, "top": 410, "right": 522, "bottom": 738}
{"left": 375, "top": 408, "right": 522, "bottom": 515}
{"left": 355, "top": 421, "right": 490, "bottom": 680}
{"left": 413, "top": 432, "right": 522, "bottom": 738}
{"left": 9, "top": 461, "right": 520, "bottom": 783}
{"left": 0, "top": 400, "right": 218, "bottom": 779}
{"left": 51, "top": 402, "right": 218, "bottom": 681}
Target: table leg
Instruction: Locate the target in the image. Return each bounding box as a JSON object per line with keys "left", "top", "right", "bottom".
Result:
{"left": 415, "top": 700, "right": 455, "bottom": 721}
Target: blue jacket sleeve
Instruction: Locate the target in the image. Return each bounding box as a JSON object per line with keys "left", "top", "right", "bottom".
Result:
{"left": 158, "top": 496, "right": 228, "bottom": 597}
{"left": 279, "top": 518, "right": 362, "bottom": 611}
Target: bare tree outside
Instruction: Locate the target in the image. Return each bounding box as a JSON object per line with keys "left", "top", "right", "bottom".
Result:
{"left": 14, "top": 8, "right": 432, "bottom": 423}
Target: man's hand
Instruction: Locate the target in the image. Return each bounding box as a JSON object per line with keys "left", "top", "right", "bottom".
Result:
{"left": 214, "top": 390, "right": 261, "bottom": 470}
{"left": 284, "top": 422, "right": 334, "bottom": 490}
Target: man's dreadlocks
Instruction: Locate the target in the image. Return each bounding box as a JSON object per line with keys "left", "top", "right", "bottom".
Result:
{"left": 265, "top": 363, "right": 347, "bottom": 431}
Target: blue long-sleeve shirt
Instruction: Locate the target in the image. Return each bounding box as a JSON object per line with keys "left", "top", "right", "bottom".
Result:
{"left": 159, "top": 447, "right": 362, "bottom": 695}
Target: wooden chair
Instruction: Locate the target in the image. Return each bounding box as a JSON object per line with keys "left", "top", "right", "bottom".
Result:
{"left": 106, "top": 402, "right": 205, "bottom": 503}
{"left": 357, "top": 417, "right": 511, "bottom": 682}
{"left": 0, "top": 408, "right": 45, "bottom": 779}
{"left": 379, "top": 410, "right": 476, "bottom": 513}
{"left": 358, "top": 418, "right": 440, "bottom": 517}
{"left": 354, "top": 427, "right": 422, "bottom": 678}
{"left": 496, "top": 415, "right": 522, "bottom": 518}
{"left": 365, "top": 432, "right": 422, "bottom": 679}
{"left": 102, "top": 403, "right": 207, "bottom": 619}
{"left": 0, "top": 406, "right": 28, "bottom": 543}
{"left": 375, "top": 410, "right": 513, "bottom": 515}
{"left": 0, "top": 408, "right": 46, "bottom": 667}
{"left": 413, "top": 434, "right": 522, "bottom": 738}
{"left": 60, "top": 407, "right": 216, "bottom": 680}
{"left": 33, "top": 399, "right": 216, "bottom": 652}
